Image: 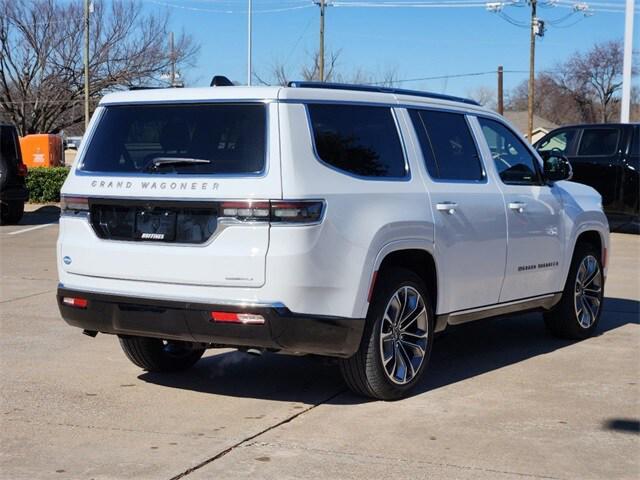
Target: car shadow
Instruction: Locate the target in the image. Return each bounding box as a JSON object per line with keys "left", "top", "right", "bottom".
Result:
{"left": 138, "top": 297, "right": 639, "bottom": 404}
{"left": 17, "top": 205, "right": 61, "bottom": 226}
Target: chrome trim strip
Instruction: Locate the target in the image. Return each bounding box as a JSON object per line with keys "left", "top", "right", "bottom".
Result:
{"left": 448, "top": 293, "right": 558, "bottom": 317}
{"left": 57, "top": 283, "right": 286, "bottom": 309}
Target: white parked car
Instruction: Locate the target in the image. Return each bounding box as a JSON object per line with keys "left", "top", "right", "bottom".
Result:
{"left": 57, "top": 81, "right": 609, "bottom": 400}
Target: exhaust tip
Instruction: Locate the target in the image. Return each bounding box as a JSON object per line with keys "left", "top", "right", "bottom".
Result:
{"left": 82, "top": 329, "right": 98, "bottom": 338}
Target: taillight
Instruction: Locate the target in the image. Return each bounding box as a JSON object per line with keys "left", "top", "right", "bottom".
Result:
{"left": 17, "top": 162, "right": 28, "bottom": 177}
{"left": 218, "top": 200, "right": 324, "bottom": 225}
{"left": 210, "top": 311, "right": 265, "bottom": 325}
{"left": 60, "top": 195, "right": 89, "bottom": 213}
{"left": 62, "top": 297, "right": 89, "bottom": 309}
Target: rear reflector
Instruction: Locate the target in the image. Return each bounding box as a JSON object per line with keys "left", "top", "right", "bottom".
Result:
{"left": 210, "top": 311, "right": 265, "bottom": 325}
{"left": 62, "top": 297, "right": 89, "bottom": 309}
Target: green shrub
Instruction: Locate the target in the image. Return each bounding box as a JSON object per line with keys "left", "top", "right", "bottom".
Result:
{"left": 26, "top": 167, "right": 70, "bottom": 203}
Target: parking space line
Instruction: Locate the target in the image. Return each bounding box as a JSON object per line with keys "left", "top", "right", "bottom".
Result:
{"left": 7, "top": 223, "right": 56, "bottom": 236}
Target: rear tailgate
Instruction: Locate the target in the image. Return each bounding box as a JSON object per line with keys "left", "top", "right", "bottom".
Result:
{"left": 59, "top": 100, "right": 281, "bottom": 288}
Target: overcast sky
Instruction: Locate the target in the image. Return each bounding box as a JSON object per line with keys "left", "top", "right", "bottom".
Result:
{"left": 139, "top": 0, "right": 637, "bottom": 97}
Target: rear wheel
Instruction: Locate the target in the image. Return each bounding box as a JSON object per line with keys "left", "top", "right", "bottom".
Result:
{"left": 118, "top": 336, "right": 205, "bottom": 372}
{"left": 0, "top": 201, "right": 24, "bottom": 225}
{"left": 340, "top": 268, "right": 434, "bottom": 400}
{"left": 544, "top": 243, "right": 604, "bottom": 339}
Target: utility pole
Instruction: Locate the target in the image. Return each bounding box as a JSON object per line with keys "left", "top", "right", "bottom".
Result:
{"left": 169, "top": 31, "right": 176, "bottom": 87}
{"left": 318, "top": 0, "right": 326, "bottom": 82}
{"left": 527, "top": 0, "right": 537, "bottom": 142}
{"left": 497, "top": 65, "right": 504, "bottom": 115}
{"left": 620, "top": 0, "right": 635, "bottom": 123}
{"left": 83, "top": 0, "right": 90, "bottom": 131}
{"left": 247, "top": 0, "right": 252, "bottom": 85}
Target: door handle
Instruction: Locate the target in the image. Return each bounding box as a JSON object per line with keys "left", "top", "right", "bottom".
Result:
{"left": 436, "top": 202, "right": 458, "bottom": 214}
{"left": 508, "top": 201, "right": 526, "bottom": 213}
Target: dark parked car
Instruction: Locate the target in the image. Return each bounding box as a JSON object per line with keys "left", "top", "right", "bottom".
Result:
{"left": 0, "top": 123, "right": 28, "bottom": 224}
{"left": 535, "top": 123, "right": 639, "bottom": 230}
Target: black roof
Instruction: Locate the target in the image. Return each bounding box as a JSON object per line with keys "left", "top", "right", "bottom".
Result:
{"left": 287, "top": 81, "right": 480, "bottom": 106}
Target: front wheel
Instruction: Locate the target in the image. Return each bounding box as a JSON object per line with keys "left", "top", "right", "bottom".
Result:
{"left": 340, "top": 268, "right": 434, "bottom": 400}
{"left": 544, "top": 243, "right": 604, "bottom": 339}
{"left": 118, "top": 336, "right": 205, "bottom": 372}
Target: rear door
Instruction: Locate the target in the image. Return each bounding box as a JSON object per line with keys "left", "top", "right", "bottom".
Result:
{"left": 408, "top": 108, "right": 507, "bottom": 314}
{"left": 476, "top": 116, "right": 565, "bottom": 302}
{"left": 572, "top": 127, "right": 623, "bottom": 215}
{"left": 621, "top": 126, "right": 639, "bottom": 219}
{"left": 60, "top": 101, "right": 281, "bottom": 288}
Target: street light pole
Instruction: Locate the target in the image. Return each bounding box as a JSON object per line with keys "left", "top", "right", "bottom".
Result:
{"left": 247, "top": 0, "right": 252, "bottom": 86}
{"left": 527, "top": 0, "right": 537, "bottom": 142}
{"left": 319, "top": 0, "right": 326, "bottom": 81}
{"left": 83, "top": 0, "right": 90, "bottom": 131}
{"left": 620, "top": 0, "right": 635, "bottom": 123}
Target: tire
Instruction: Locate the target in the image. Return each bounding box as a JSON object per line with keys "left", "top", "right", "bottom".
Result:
{"left": 118, "top": 336, "right": 205, "bottom": 372}
{"left": 340, "top": 267, "right": 434, "bottom": 400}
{"left": 0, "top": 201, "right": 24, "bottom": 225}
{"left": 544, "top": 243, "right": 604, "bottom": 340}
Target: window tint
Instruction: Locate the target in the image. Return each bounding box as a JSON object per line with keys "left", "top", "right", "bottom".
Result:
{"left": 537, "top": 129, "right": 577, "bottom": 155}
{"left": 409, "top": 110, "right": 483, "bottom": 181}
{"left": 478, "top": 117, "right": 541, "bottom": 185}
{"left": 578, "top": 128, "right": 619, "bottom": 156}
{"left": 79, "top": 104, "right": 266, "bottom": 175}
{"left": 307, "top": 104, "right": 406, "bottom": 178}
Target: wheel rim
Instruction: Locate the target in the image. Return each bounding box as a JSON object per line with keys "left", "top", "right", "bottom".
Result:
{"left": 379, "top": 286, "right": 429, "bottom": 385}
{"left": 574, "top": 255, "right": 603, "bottom": 329}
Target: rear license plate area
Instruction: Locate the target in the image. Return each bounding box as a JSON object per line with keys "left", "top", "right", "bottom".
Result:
{"left": 134, "top": 210, "right": 176, "bottom": 241}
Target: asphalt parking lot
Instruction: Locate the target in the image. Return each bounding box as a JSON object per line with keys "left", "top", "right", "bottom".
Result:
{"left": 1, "top": 206, "right": 638, "bottom": 480}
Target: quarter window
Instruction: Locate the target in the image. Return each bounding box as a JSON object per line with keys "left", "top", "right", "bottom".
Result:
{"left": 578, "top": 128, "right": 619, "bottom": 156}
{"left": 307, "top": 104, "right": 407, "bottom": 178}
{"left": 409, "top": 109, "right": 483, "bottom": 181}
{"left": 478, "top": 117, "right": 541, "bottom": 185}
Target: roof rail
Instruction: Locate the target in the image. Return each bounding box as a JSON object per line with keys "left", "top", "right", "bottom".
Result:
{"left": 287, "top": 81, "right": 480, "bottom": 106}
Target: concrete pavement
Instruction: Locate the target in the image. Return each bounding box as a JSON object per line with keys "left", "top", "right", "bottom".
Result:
{"left": 1, "top": 207, "right": 638, "bottom": 479}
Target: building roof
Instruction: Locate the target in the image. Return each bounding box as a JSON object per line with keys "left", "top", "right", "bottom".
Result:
{"left": 503, "top": 111, "right": 558, "bottom": 136}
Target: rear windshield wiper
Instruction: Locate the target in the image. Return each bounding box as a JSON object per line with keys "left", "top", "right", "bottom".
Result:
{"left": 143, "top": 157, "right": 212, "bottom": 172}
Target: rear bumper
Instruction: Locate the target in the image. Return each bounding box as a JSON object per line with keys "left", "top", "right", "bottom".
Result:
{"left": 57, "top": 287, "right": 365, "bottom": 358}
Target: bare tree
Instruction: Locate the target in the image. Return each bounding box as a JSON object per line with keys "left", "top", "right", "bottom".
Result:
{"left": 467, "top": 86, "right": 496, "bottom": 110}
{"left": 0, "top": 0, "right": 199, "bottom": 135}
{"left": 507, "top": 39, "right": 637, "bottom": 125}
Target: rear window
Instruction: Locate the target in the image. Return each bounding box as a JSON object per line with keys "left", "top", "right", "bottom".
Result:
{"left": 79, "top": 104, "right": 266, "bottom": 175}
{"left": 307, "top": 104, "right": 407, "bottom": 179}
{"left": 578, "top": 128, "right": 619, "bottom": 156}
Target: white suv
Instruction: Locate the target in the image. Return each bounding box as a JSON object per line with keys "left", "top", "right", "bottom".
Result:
{"left": 57, "top": 81, "right": 609, "bottom": 400}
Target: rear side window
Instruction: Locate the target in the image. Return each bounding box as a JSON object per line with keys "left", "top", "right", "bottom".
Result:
{"left": 409, "top": 109, "right": 483, "bottom": 181}
{"left": 307, "top": 104, "right": 407, "bottom": 178}
{"left": 578, "top": 128, "right": 619, "bottom": 156}
{"left": 79, "top": 103, "right": 266, "bottom": 175}
{"left": 631, "top": 128, "right": 639, "bottom": 156}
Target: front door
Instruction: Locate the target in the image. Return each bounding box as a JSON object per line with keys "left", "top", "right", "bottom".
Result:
{"left": 475, "top": 116, "right": 565, "bottom": 302}
{"left": 406, "top": 109, "right": 507, "bottom": 314}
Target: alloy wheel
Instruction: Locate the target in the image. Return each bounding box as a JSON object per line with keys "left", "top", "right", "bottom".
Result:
{"left": 379, "top": 286, "right": 429, "bottom": 385}
{"left": 574, "top": 255, "right": 603, "bottom": 329}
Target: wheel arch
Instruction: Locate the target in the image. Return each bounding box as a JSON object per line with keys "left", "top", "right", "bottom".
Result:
{"left": 362, "top": 242, "right": 439, "bottom": 319}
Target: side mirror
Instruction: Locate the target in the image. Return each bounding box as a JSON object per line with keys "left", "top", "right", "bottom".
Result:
{"left": 539, "top": 150, "right": 573, "bottom": 182}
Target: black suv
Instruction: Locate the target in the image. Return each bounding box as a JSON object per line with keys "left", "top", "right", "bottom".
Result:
{"left": 0, "top": 123, "right": 28, "bottom": 224}
{"left": 535, "top": 123, "right": 639, "bottom": 230}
